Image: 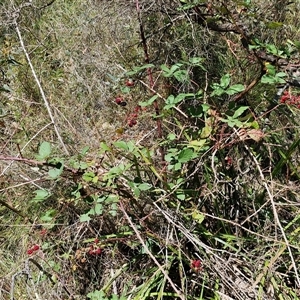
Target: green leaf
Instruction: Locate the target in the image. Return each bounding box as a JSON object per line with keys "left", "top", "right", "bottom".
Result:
{"left": 32, "top": 189, "right": 50, "bottom": 202}
{"left": 48, "top": 165, "right": 63, "bottom": 179}
{"left": 220, "top": 74, "right": 230, "bottom": 88}
{"left": 276, "top": 72, "right": 287, "bottom": 78}
{"left": 174, "top": 162, "right": 182, "bottom": 171}
{"left": 261, "top": 74, "right": 275, "bottom": 84}
{"left": 178, "top": 148, "right": 194, "bottom": 163}
{"left": 266, "top": 22, "right": 283, "bottom": 29}
{"left": 40, "top": 209, "right": 56, "bottom": 221}
{"left": 261, "top": 74, "right": 286, "bottom": 84}
{"left": 176, "top": 193, "right": 186, "bottom": 200}
{"left": 133, "top": 186, "right": 140, "bottom": 197}
{"left": 106, "top": 194, "right": 119, "bottom": 203}
{"left": 99, "top": 142, "right": 111, "bottom": 152}
{"left": 200, "top": 125, "right": 212, "bottom": 138}
{"left": 189, "top": 57, "right": 205, "bottom": 65}
{"left": 94, "top": 203, "right": 103, "bottom": 215}
{"left": 114, "top": 141, "right": 129, "bottom": 151}
{"left": 80, "top": 214, "right": 91, "bottom": 222}
{"left": 174, "top": 69, "right": 189, "bottom": 82}
{"left": 192, "top": 210, "right": 205, "bottom": 223}
{"left": 82, "top": 171, "right": 96, "bottom": 182}
{"left": 126, "top": 64, "right": 155, "bottom": 76}
{"left": 226, "top": 84, "right": 245, "bottom": 95}
{"left": 170, "top": 63, "right": 183, "bottom": 73}
{"left": 139, "top": 94, "right": 158, "bottom": 107}
{"left": 138, "top": 183, "right": 152, "bottom": 191}
{"left": 160, "top": 64, "right": 171, "bottom": 75}
{"left": 80, "top": 146, "right": 90, "bottom": 156}
{"left": 120, "top": 86, "right": 131, "bottom": 93}
{"left": 79, "top": 162, "right": 89, "bottom": 169}
{"left": 232, "top": 106, "right": 249, "bottom": 118}
{"left": 0, "top": 84, "right": 12, "bottom": 92}
{"left": 36, "top": 141, "right": 51, "bottom": 160}
{"left": 265, "top": 63, "right": 276, "bottom": 76}
{"left": 188, "top": 139, "right": 206, "bottom": 150}
{"left": 211, "top": 86, "right": 225, "bottom": 96}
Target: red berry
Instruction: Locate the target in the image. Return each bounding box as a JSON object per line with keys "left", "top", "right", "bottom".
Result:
{"left": 40, "top": 229, "right": 47, "bottom": 235}
{"left": 94, "top": 248, "right": 102, "bottom": 255}
{"left": 32, "top": 244, "right": 40, "bottom": 251}
{"left": 27, "top": 249, "right": 34, "bottom": 255}
{"left": 131, "top": 113, "right": 138, "bottom": 118}
{"left": 94, "top": 238, "right": 99, "bottom": 244}
{"left": 88, "top": 249, "right": 95, "bottom": 255}
{"left": 128, "top": 119, "right": 137, "bottom": 127}
{"left": 191, "top": 259, "right": 202, "bottom": 272}
{"left": 125, "top": 79, "right": 134, "bottom": 87}
{"left": 115, "top": 97, "right": 123, "bottom": 104}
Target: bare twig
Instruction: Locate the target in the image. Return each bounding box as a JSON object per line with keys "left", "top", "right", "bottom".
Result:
{"left": 14, "top": 23, "right": 69, "bottom": 155}
{"left": 119, "top": 200, "right": 185, "bottom": 300}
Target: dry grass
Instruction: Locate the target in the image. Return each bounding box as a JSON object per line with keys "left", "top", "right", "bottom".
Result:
{"left": 1, "top": 1, "right": 300, "bottom": 299}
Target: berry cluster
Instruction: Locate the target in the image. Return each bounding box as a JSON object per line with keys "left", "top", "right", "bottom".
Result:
{"left": 114, "top": 78, "right": 142, "bottom": 128}
{"left": 280, "top": 91, "right": 300, "bottom": 108}
{"left": 127, "top": 105, "right": 141, "bottom": 127}
{"left": 115, "top": 96, "right": 127, "bottom": 106}
{"left": 27, "top": 244, "right": 40, "bottom": 255}
{"left": 88, "top": 238, "right": 102, "bottom": 255}
{"left": 191, "top": 259, "right": 202, "bottom": 273}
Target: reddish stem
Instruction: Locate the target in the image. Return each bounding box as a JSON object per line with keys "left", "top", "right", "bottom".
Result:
{"left": 135, "top": 0, "right": 162, "bottom": 139}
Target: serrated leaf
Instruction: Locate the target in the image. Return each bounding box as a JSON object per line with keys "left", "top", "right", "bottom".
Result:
{"left": 178, "top": 148, "right": 194, "bottom": 163}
